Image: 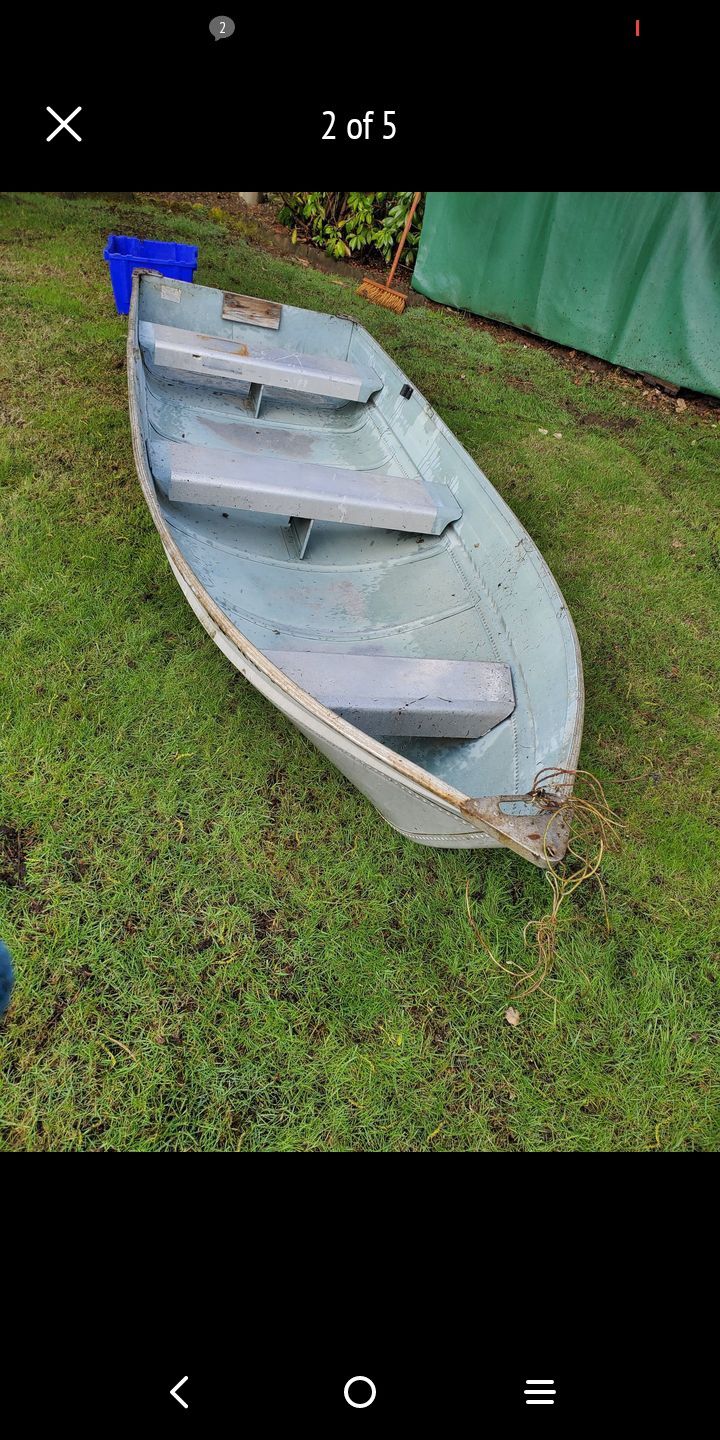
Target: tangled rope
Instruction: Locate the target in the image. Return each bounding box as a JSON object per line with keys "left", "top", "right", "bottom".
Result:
{"left": 465, "top": 768, "right": 623, "bottom": 998}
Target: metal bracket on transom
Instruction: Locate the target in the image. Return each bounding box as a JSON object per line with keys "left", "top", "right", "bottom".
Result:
{"left": 287, "top": 516, "right": 314, "bottom": 559}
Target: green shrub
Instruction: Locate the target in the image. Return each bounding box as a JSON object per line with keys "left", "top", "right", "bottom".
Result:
{"left": 276, "top": 192, "right": 424, "bottom": 267}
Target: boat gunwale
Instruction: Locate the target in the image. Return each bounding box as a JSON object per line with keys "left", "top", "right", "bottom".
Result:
{"left": 127, "top": 271, "right": 584, "bottom": 867}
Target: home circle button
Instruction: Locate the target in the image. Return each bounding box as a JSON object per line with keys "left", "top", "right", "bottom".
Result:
{"left": 344, "top": 1376, "right": 377, "bottom": 1409}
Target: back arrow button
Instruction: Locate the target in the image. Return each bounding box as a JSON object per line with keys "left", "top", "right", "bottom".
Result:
{"left": 170, "top": 1376, "right": 189, "bottom": 1409}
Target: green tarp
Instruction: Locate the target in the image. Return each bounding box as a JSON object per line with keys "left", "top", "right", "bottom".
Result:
{"left": 412, "top": 193, "right": 720, "bottom": 398}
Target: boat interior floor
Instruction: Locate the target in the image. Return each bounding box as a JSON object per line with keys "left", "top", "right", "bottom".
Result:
{"left": 146, "top": 373, "right": 525, "bottom": 793}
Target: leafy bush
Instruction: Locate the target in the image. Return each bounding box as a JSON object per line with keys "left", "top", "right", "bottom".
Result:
{"left": 276, "top": 192, "right": 424, "bottom": 267}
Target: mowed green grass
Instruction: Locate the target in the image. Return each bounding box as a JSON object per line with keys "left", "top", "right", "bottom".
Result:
{"left": 0, "top": 191, "right": 718, "bottom": 1151}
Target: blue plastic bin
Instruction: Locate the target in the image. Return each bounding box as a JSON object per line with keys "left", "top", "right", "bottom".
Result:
{"left": 103, "top": 234, "right": 199, "bottom": 315}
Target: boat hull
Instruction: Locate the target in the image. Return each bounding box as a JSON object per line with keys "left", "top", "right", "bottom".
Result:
{"left": 127, "top": 271, "right": 584, "bottom": 867}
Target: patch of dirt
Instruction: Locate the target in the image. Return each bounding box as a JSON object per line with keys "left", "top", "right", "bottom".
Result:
{"left": 19, "top": 996, "right": 69, "bottom": 1063}
{"left": 504, "top": 374, "right": 535, "bottom": 393}
{"left": 566, "top": 406, "right": 639, "bottom": 432}
{"left": 252, "top": 910, "right": 278, "bottom": 941}
{"left": 0, "top": 824, "right": 37, "bottom": 887}
{"left": 264, "top": 767, "right": 286, "bottom": 823}
{"left": 407, "top": 1004, "right": 452, "bottom": 1050}
{"left": 485, "top": 1086, "right": 521, "bottom": 1148}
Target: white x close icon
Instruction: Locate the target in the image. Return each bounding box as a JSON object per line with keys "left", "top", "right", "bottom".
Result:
{"left": 46, "top": 106, "right": 82, "bottom": 142}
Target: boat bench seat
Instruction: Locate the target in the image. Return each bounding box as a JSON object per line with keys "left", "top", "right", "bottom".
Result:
{"left": 163, "top": 441, "right": 463, "bottom": 554}
{"left": 139, "top": 321, "right": 382, "bottom": 404}
{"left": 266, "top": 651, "right": 515, "bottom": 739}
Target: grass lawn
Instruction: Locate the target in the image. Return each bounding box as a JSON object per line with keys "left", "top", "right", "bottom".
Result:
{"left": 1, "top": 191, "right": 718, "bottom": 1152}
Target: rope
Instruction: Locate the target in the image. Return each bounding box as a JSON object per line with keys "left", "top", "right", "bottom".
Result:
{"left": 465, "top": 767, "right": 623, "bottom": 998}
